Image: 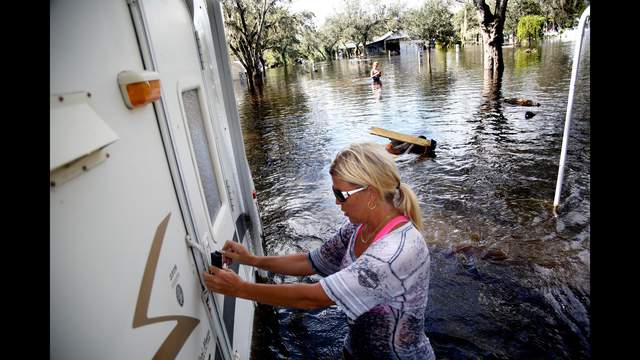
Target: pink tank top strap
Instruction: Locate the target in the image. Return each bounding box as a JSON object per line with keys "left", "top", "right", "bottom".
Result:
{"left": 372, "top": 215, "right": 409, "bottom": 243}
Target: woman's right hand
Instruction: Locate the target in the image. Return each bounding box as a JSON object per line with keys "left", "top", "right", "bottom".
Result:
{"left": 221, "top": 240, "right": 254, "bottom": 266}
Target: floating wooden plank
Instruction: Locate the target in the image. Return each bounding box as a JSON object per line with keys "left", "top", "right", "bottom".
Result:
{"left": 369, "top": 127, "right": 431, "bottom": 147}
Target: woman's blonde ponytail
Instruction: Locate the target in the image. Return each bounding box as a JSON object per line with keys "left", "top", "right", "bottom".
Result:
{"left": 396, "top": 183, "right": 423, "bottom": 232}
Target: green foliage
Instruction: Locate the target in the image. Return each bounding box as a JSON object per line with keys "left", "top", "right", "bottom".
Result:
{"left": 344, "top": 0, "right": 391, "bottom": 55}
{"left": 539, "top": 0, "right": 589, "bottom": 29}
{"left": 382, "top": 2, "right": 405, "bottom": 33}
{"left": 406, "top": 0, "right": 455, "bottom": 47}
{"left": 296, "top": 19, "right": 327, "bottom": 62}
{"left": 222, "top": 0, "right": 326, "bottom": 76}
{"left": 516, "top": 15, "right": 546, "bottom": 44}
{"left": 263, "top": 50, "right": 280, "bottom": 67}
{"left": 264, "top": 9, "right": 316, "bottom": 66}
{"left": 314, "top": 0, "right": 401, "bottom": 57}
{"left": 318, "top": 14, "right": 351, "bottom": 58}
{"left": 222, "top": 0, "right": 283, "bottom": 90}
{"left": 452, "top": 1, "right": 480, "bottom": 44}
{"left": 504, "top": 0, "right": 543, "bottom": 36}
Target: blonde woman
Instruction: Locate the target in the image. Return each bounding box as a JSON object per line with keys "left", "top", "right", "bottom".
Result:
{"left": 204, "top": 142, "right": 435, "bottom": 359}
{"left": 371, "top": 61, "right": 382, "bottom": 82}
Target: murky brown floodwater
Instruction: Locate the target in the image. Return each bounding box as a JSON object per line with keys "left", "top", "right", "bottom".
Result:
{"left": 234, "top": 34, "right": 590, "bottom": 359}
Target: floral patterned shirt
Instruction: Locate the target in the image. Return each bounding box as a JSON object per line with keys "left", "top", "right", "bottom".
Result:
{"left": 308, "top": 222, "right": 435, "bottom": 359}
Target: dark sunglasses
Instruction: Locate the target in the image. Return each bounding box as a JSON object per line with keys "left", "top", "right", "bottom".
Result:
{"left": 332, "top": 186, "right": 367, "bottom": 203}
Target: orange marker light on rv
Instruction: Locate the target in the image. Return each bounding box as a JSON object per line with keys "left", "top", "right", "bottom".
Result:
{"left": 118, "top": 71, "right": 161, "bottom": 109}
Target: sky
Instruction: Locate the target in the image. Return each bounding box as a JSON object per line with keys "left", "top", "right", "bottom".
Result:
{"left": 289, "top": 0, "right": 429, "bottom": 27}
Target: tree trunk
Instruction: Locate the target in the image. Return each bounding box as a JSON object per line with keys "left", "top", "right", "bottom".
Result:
{"left": 361, "top": 36, "right": 368, "bottom": 57}
{"left": 482, "top": 67, "right": 503, "bottom": 104}
{"left": 230, "top": 42, "right": 263, "bottom": 93}
{"left": 462, "top": 6, "right": 467, "bottom": 47}
{"left": 475, "top": 0, "right": 508, "bottom": 75}
{"left": 244, "top": 56, "right": 256, "bottom": 91}
{"left": 259, "top": 56, "right": 267, "bottom": 77}
{"left": 253, "top": 71, "right": 263, "bottom": 87}
{"left": 480, "top": 26, "right": 504, "bottom": 73}
{"left": 246, "top": 69, "right": 255, "bottom": 91}
{"left": 253, "top": 53, "right": 264, "bottom": 87}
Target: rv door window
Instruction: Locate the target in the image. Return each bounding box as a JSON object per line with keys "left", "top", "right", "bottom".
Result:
{"left": 182, "top": 89, "right": 222, "bottom": 221}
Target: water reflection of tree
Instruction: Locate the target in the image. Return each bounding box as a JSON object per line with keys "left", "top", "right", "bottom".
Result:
{"left": 471, "top": 68, "right": 511, "bottom": 172}
{"left": 513, "top": 47, "right": 542, "bottom": 72}
{"left": 418, "top": 48, "right": 454, "bottom": 109}
{"left": 456, "top": 44, "right": 483, "bottom": 70}
{"left": 477, "top": 68, "right": 508, "bottom": 136}
{"left": 472, "top": 69, "right": 557, "bottom": 233}
{"left": 237, "top": 68, "right": 337, "bottom": 257}
{"left": 238, "top": 69, "right": 311, "bottom": 184}
{"left": 536, "top": 41, "right": 572, "bottom": 90}
{"left": 463, "top": 69, "right": 521, "bottom": 237}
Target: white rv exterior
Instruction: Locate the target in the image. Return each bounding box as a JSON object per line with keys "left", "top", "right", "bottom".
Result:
{"left": 50, "top": 1, "right": 264, "bottom": 359}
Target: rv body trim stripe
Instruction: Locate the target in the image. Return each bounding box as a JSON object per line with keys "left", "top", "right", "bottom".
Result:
{"left": 132, "top": 213, "right": 200, "bottom": 358}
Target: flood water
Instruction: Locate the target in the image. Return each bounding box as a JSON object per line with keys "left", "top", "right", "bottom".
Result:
{"left": 234, "top": 35, "right": 590, "bottom": 359}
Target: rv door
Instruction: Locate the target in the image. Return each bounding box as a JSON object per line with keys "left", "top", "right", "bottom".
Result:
{"left": 130, "top": 0, "right": 240, "bottom": 356}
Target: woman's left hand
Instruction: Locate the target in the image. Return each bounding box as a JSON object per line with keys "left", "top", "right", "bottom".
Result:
{"left": 203, "top": 266, "right": 244, "bottom": 296}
